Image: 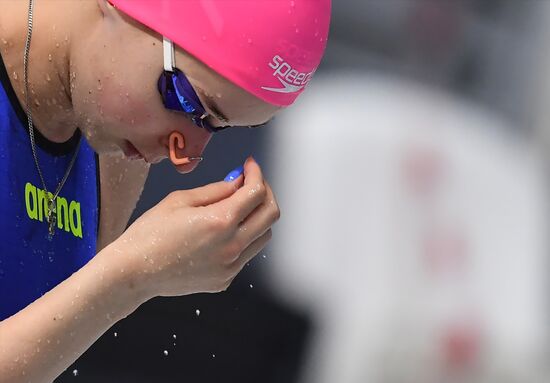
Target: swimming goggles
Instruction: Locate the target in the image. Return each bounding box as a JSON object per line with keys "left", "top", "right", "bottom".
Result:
{"left": 158, "top": 37, "right": 229, "bottom": 134}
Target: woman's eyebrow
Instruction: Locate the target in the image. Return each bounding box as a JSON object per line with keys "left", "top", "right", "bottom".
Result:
{"left": 198, "top": 88, "right": 275, "bottom": 128}
{"left": 203, "top": 98, "right": 230, "bottom": 123}
{"left": 196, "top": 89, "right": 230, "bottom": 123}
{"left": 248, "top": 119, "right": 273, "bottom": 128}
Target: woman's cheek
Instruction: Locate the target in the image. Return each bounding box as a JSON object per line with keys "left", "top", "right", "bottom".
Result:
{"left": 97, "top": 82, "right": 157, "bottom": 130}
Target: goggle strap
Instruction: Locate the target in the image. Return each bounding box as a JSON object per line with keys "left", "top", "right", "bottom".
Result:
{"left": 163, "top": 37, "right": 175, "bottom": 72}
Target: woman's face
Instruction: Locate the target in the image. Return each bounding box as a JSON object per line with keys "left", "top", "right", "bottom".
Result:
{"left": 71, "top": 2, "right": 281, "bottom": 173}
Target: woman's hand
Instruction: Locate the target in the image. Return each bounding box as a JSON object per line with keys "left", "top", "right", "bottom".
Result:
{"left": 110, "top": 157, "right": 280, "bottom": 300}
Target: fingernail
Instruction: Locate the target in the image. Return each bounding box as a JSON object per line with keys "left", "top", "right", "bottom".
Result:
{"left": 224, "top": 165, "right": 244, "bottom": 182}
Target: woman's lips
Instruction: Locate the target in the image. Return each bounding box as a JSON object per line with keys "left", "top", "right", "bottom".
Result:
{"left": 123, "top": 140, "right": 145, "bottom": 161}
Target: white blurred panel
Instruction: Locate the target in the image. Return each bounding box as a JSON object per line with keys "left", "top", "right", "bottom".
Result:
{"left": 267, "top": 72, "right": 548, "bottom": 383}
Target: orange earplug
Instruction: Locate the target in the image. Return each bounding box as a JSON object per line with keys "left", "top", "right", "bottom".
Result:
{"left": 169, "top": 131, "right": 190, "bottom": 165}
{"left": 169, "top": 131, "right": 203, "bottom": 166}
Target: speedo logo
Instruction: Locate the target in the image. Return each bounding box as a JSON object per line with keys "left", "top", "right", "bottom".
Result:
{"left": 261, "top": 55, "right": 316, "bottom": 94}
{"left": 24, "top": 182, "right": 83, "bottom": 238}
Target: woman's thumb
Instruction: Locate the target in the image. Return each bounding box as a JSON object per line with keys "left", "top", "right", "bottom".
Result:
{"left": 186, "top": 174, "right": 244, "bottom": 207}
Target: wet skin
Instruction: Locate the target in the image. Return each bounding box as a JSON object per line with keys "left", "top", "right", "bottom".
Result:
{"left": 0, "top": 0, "right": 281, "bottom": 172}
{"left": 0, "top": 1, "right": 282, "bottom": 382}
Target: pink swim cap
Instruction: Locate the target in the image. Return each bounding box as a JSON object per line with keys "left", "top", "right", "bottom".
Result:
{"left": 109, "top": 0, "right": 331, "bottom": 106}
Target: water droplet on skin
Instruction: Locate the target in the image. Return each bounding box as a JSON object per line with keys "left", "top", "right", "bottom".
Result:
{"left": 163, "top": 350, "right": 168, "bottom": 356}
{"left": 46, "top": 73, "right": 51, "bottom": 82}
{"left": 55, "top": 42, "right": 60, "bottom": 48}
{"left": 1, "top": 38, "right": 7, "bottom": 46}
{"left": 34, "top": 99, "right": 40, "bottom": 107}
{"left": 48, "top": 54, "right": 52, "bottom": 62}
{"left": 64, "top": 35, "right": 69, "bottom": 42}
{"left": 72, "top": 369, "right": 78, "bottom": 376}
{"left": 195, "top": 309, "right": 201, "bottom": 317}
{"left": 12, "top": 72, "right": 18, "bottom": 80}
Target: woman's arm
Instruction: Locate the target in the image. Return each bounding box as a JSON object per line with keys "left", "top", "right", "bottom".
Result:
{"left": 0, "top": 158, "right": 150, "bottom": 382}
{"left": 0, "top": 157, "right": 279, "bottom": 383}
{"left": 0, "top": 243, "right": 144, "bottom": 383}
{"left": 97, "top": 154, "right": 151, "bottom": 252}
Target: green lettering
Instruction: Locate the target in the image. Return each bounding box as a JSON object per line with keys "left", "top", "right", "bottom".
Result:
{"left": 24, "top": 181, "right": 85, "bottom": 239}
{"left": 56, "top": 197, "right": 70, "bottom": 232}
{"left": 69, "top": 201, "right": 82, "bottom": 238}
{"left": 24, "top": 182, "right": 38, "bottom": 220}
{"left": 36, "top": 188, "right": 46, "bottom": 222}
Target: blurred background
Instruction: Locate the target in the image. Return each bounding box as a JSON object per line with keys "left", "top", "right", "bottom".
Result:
{"left": 58, "top": 1, "right": 549, "bottom": 382}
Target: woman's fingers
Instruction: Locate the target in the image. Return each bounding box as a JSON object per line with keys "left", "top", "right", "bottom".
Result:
{"left": 214, "top": 157, "right": 267, "bottom": 224}
{"left": 184, "top": 177, "right": 244, "bottom": 207}
{"left": 227, "top": 229, "right": 272, "bottom": 277}
{"left": 236, "top": 180, "right": 280, "bottom": 248}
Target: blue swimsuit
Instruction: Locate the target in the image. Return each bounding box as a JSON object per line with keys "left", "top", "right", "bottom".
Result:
{"left": 0, "top": 53, "right": 100, "bottom": 320}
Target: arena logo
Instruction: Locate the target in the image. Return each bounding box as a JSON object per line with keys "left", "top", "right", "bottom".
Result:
{"left": 24, "top": 182, "right": 83, "bottom": 238}
{"left": 261, "top": 55, "right": 316, "bottom": 94}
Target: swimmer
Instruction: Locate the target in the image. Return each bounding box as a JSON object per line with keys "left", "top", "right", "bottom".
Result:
{"left": 0, "top": 1, "right": 330, "bottom": 381}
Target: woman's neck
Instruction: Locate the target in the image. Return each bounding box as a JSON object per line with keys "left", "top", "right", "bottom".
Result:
{"left": 0, "top": 0, "right": 79, "bottom": 143}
